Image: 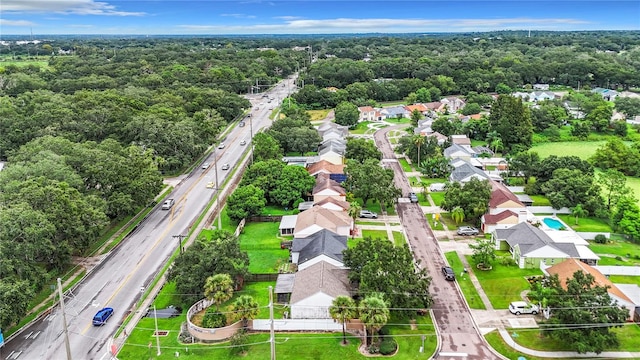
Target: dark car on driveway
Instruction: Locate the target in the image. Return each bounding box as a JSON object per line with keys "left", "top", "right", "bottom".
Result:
{"left": 457, "top": 226, "right": 479, "bottom": 236}
{"left": 442, "top": 266, "right": 456, "bottom": 281}
{"left": 408, "top": 192, "right": 419, "bottom": 203}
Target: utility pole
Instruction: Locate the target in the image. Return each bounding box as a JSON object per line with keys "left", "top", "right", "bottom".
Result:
{"left": 249, "top": 114, "right": 254, "bottom": 164}
{"left": 173, "top": 235, "right": 186, "bottom": 254}
{"left": 57, "top": 278, "right": 72, "bottom": 360}
{"left": 153, "top": 306, "right": 161, "bottom": 356}
{"left": 269, "top": 286, "right": 275, "bottom": 360}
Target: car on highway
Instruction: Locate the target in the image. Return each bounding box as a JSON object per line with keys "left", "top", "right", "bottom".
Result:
{"left": 359, "top": 210, "right": 378, "bottom": 219}
{"left": 240, "top": 140, "right": 246, "bottom": 146}
{"left": 442, "top": 266, "right": 456, "bottom": 281}
{"left": 206, "top": 182, "right": 215, "bottom": 189}
{"left": 221, "top": 163, "right": 230, "bottom": 170}
{"left": 202, "top": 162, "right": 210, "bottom": 170}
{"left": 239, "top": 121, "right": 245, "bottom": 127}
{"left": 509, "top": 301, "right": 539, "bottom": 315}
{"left": 92, "top": 307, "right": 114, "bottom": 326}
{"left": 218, "top": 142, "right": 225, "bottom": 149}
{"left": 408, "top": 192, "right": 419, "bottom": 203}
{"left": 457, "top": 226, "right": 479, "bottom": 236}
{"left": 161, "top": 198, "right": 175, "bottom": 210}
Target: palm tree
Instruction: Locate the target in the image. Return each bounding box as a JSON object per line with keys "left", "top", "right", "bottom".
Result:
{"left": 490, "top": 138, "right": 504, "bottom": 154}
{"left": 232, "top": 295, "right": 260, "bottom": 329}
{"left": 570, "top": 204, "right": 588, "bottom": 225}
{"left": 358, "top": 293, "right": 390, "bottom": 347}
{"left": 329, "top": 296, "right": 356, "bottom": 345}
{"left": 204, "top": 273, "right": 234, "bottom": 312}
{"left": 347, "top": 202, "right": 362, "bottom": 239}
{"left": 413, "top": 134, "right": 426, "bottom": 167}
{"left": 451, "top": 206, "right": 465, "bottom": 225}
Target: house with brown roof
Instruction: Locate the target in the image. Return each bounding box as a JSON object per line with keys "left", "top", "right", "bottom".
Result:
{"left": 425, "top": 131, "right": 448, "bottom": 145}
{"left": 424, "top": 101, "right": 445, "bottom": 112}
{"left": 450, "top": 134, "right": 471, "bottom": 146}
{"left": 481, "top": 181, "right": 530, "bottom": 233}
{"left": 307, "top": 160, "right": 345, "bottom": 177}
{"left": 405, "top": 103, "right": 428, "bottom": 115}
{"left": 544, "top": 259, "right": 637, "bottom": 319}
{"left": 290, "top": 261, "right": 351, "bottom": 319}
{"left": 314, "top": 197, "right": 350, "bottom": 212}
{"left": 293, "top": 206, "right": 352, "bottom": 238}
{"left": 313, "top": 173, "right": 346, "bottom": 203}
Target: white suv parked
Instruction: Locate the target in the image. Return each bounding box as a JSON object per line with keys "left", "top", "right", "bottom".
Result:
{"left": 509, "top": 301, "right": 539, "bottom": 315}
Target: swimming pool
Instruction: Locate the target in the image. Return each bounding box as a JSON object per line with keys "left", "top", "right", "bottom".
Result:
{"left": 543, "top": 217, "right": 564, "bottom": 230}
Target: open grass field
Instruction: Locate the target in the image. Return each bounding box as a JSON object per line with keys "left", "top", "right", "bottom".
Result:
{"left": 307, "top": 109, "right": 331, "bottom": 121}
{"left": 530, "top": 141, "right": 606, "bottom": 160}
{"left": 468, "top": 256, "right": 542, "bottom": 309}
{"left": 444, "top": 252, "right": 486, "bottom": 309}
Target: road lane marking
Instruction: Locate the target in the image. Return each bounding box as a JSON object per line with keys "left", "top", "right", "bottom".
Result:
{"left": 24, "top": 331, "right": 33, "bottom": 339}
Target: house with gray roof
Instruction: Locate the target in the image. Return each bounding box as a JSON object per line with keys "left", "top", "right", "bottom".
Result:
{"left": 380, "top": 105, "right": 410, "bottom": 119}
{"left": 317, "top": 122, "right": 349, "bottom": 137}
{"left": 443, "top": 143, "right": 475, "bottom": 161}
{"left": 449, "top": 160, "right": 491, "bottom": 183}
{"left": 291, "top": 229, "right": 347, "bottom": 271}
{"left": 319, "top": 138, "right": 346, "bottom": 153}
{"left": 321, "top": 128, "right": 346, "bottom": 142}
{"left": 493, "top": 222, "right": 599, "bottom": 269}
{"left": 290, "top": 261, "right": 351, "bottom": 319}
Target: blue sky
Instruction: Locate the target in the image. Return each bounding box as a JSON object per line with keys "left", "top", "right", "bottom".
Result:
{"left": 1, "top": 0, "right": 639, "bottom": 35}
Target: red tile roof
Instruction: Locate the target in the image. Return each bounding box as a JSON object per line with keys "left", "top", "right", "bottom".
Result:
{"left": 405, "top": 104, "right": 428, "bottom": 113}
{"left": 358, "top": 106, "right": 375, "bottom": 112}
{"left": 483, "top": 210, "right": 518, "bottom": 224}
{"left": 313, "top": 173, "right": 346, "bottom": 196}
{"left": 489, "top": 181, "right": 525, "bottom": 208}
{"left": 314, "top": 197, "right": 350, "bottom": 211}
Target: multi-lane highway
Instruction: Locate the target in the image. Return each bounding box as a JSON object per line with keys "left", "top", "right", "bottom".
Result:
{"left": 1, "top": 77, "right": 297, "bottom": 360}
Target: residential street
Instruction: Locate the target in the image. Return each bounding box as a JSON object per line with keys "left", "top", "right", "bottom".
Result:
{"left": 374, "top": 125, "right": 502, "bottom": 359}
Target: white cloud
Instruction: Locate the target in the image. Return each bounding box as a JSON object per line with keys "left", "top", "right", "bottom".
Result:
{"left": 0, "top": 19, "right": 36, "bottom": 26}
{"left": 220, "top": 13, "right": 257, "bottom": 19}
{"left": 178, "top": 17, "right": 592, "bottom": 34}
{"left": 3, "top": 0, "right": 145, "bottom": 16}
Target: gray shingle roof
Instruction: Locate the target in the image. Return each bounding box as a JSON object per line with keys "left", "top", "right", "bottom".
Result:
{"left": 292, "top": 229, "right": 347, "bottom": 265}
{"left": 290, "top": 261, "right": 350, "bottom": 304}
{"left": 443, "top": 143, "right": 472, "bottom": 158}
{"left": 449, "top": 160, "right": 490, "bottom": 182}
{"left": 495, "top": 222, "right": 577, "bottom": 257}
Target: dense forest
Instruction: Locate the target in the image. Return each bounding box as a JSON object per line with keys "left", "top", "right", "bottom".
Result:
{"left": 1, "top": 31, "right": 640, "bottom": 330}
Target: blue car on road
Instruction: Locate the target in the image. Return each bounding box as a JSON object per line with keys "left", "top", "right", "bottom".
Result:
{"left": 92, "top": 307, "right": 114, "bottom": 326}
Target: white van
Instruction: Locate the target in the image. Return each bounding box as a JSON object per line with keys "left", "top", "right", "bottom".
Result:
{"left": 429, "top": 183, "right": 446, "bottom": 192}
{"left": 161, "top": 199, "right": 175, "bottom": 210}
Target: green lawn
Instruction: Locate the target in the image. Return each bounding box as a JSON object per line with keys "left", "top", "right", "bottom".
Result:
{"left": 429, "top": 192, "right": 444, "bottom": 206}
{"left": 530, "top": 141, "right": 607, "bottom": 160}
{"left": 261, "top": 205, "right": 297, "bottom": 216}
{"left": 528, "top": 194, "right": 551, "bottom": 206}
{"left": 398, "top": 158, "right": 413, "bottom": 172}
{"left": 588, "top": 238, "right": 640, "bottom": 260}
{"left": 608, "top": 274, "right": 640, "bottom": 286}
{"left": 385, "top": 117, "right": 411, "bottom": 125}
{"left": 350, "top": 121, "right": 372, "bottom": 135}
{"left": 469, "top": 256, "right": 542, "bottom": 309}
{"left": 484, "top": 331, "right": 554, "bottom": 360}
{"left": 554, "top": 214, "right": 612, "bottom": 232}
{"left": 362, "top": 229, "right": 388, "bottom": 240}
{"left": 237, "top": 222, "right": 288, "bottom": 273}
{"left": 119, "top": 307, "right": 437, "bottom": 360}
{"left": 444, "top": 252, "right": 486, "bottom": 309}
{"left": 511, "top": 323, "right": 640, "bottom": 352}
{"left": 392, "top": 231, "right": 405, "bottom": 246}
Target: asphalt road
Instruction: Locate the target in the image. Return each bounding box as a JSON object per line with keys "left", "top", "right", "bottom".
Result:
{"left": 374, "top": 126, "right": 500, "bottom": 360}
{"left": 1, "top": 77, "right": 297, "bottom": 360}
